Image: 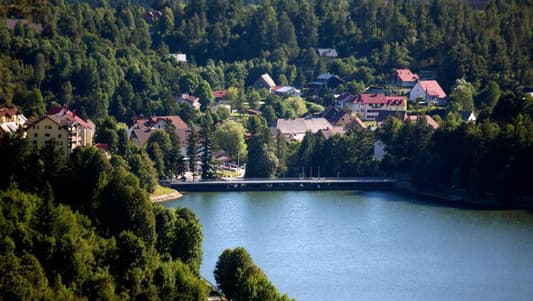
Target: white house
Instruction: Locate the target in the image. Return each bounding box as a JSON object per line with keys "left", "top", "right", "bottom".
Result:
{"left": 409, "top": 80, "right": 447, "bottom": 105}
{"left": 169, "top": 53, "right": 187, "bottom": 63}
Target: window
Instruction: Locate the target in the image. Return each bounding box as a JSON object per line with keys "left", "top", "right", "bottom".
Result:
{"left": 45, "top": 133, "right": 50, "bottom": 137}
{"left": 32, "top": 141, "right": 37, "bottom": 144}
{"left": 34, "top": 133, "right": 38, "bottom": 137}
{"left": 58, "top": 134, "right": 62, "bottom": 138}
{"left": 33, "top": 125, "right": 39, "bottom": 129}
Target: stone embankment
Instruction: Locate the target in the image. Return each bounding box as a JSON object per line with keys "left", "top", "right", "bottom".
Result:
{"left": 150, "top": 191, "right": 183, "bottom": 203}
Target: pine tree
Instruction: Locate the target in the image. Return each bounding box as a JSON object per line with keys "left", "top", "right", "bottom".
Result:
{"left": 199, "top": 114, "right": 216, "bottom": 179}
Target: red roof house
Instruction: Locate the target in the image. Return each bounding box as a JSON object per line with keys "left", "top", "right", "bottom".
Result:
{"left": 352, "top": 93, "right": 407, "bottom": 120}
{"left": 392, "top": 69, "right": 419, "bottom": 87}
{"left": 409, "top": 80, "right": 447, "bottom": 105}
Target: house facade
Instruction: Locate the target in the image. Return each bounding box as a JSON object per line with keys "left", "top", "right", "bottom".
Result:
{"left": 409, "top": 80, "right": 447, "bottom": 105}
{"left": 26, "top": 108, "right": 94, "bottom": 157}
{"left": 352, "top": 93, "right": 407, "bottom": 120}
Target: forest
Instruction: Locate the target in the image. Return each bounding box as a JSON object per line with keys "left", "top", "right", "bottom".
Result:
{"left": 0, "top": 132, "right": 290, "bottom": 299}
{"left": 0, "top": 0, "right": 531, "bottom": 122}
{"left": 0, "top": 0, "right": 532, "bottom": 299}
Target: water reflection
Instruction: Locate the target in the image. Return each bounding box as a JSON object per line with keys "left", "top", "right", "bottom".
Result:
{"left": 164, "top": 191, "right": 533, "bottom": 301}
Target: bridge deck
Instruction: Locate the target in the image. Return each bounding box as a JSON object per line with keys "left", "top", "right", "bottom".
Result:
{"left": 166, "top": 178, "right": 397, "bottom": 192}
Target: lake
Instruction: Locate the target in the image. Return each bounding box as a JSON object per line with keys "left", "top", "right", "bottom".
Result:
{"left": 163, "top": 190, "right": 533, "bottom": 300}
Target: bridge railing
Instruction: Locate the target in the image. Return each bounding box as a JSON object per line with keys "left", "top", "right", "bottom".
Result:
{"left": 166, "top": 176, "right": 397, "bottom": 184}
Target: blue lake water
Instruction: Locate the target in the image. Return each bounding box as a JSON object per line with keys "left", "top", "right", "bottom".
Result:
{"left": 164, "top": 190, "right": 533, "bottom": 300}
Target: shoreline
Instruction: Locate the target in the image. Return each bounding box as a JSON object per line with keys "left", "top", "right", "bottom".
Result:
{"left": 150, "top": 190, "right": 183, "bottom": 203}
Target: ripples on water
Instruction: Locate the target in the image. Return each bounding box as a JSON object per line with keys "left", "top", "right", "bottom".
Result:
{"left": 164, "top": 191, "right": 533, "bottom": 301}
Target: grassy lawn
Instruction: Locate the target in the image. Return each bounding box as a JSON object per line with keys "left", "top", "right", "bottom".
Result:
{"left": 150, "top": 185, "right": 178, "bottom": 197}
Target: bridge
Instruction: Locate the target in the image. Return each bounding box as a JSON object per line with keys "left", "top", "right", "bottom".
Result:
{"left": 164, "top": 177, "right": 397, "bottom": 192}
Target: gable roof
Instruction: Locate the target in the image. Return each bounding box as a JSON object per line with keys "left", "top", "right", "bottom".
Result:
{"left": 255, "top": 73, "right": 276, "bottom": 89}
{"left": 395, "top": 69, "right": 419, "bottom": 82}
{"left": 179, "top": 94, "right": 199, "bottom": 102}
{"left": 407, "top": 115, "right": 440, "bottom": 129}
{"left": 29, "top": 113, "right": 78, "bottom": 129}
{"left": 417, "top": 80, "right": 447, "bottom": 99}
{"left": 351, "top": 117, "right": 367, "bottom": 129}
{"left": 131, "top": 128, "right": 156, "bottom": 145}
{"left": 458, "top": 110, "right": 475, "bottom": 121}
{"left": 46, "top": 107, "right": 93, "bottom": 129}
{"left": 213, "top": 90, "right": 227, "bottom": 99}
{"left": 321, "top": 106, "right": 350, "bottom": 124}
{"left": 317, "top": 48, "right": 338, "bottom": 58}
{"left": 0, "top": 108, "right": 18, "bottom": 118}
{"left": 355, "top": 93, "right": 406, "bottom": 105}
{"left": 337, "top": 92, "right": 356, "bottom": 103}
{"left": 276, "top": 118, "right": 332, "bottom": 135}
{"left": 129, "top": 116, "right": 191, "bottom": 146}
{"left": 151, "top": 115, "right": 188, "bottom": 129}
{"left": 320, "top": 126, "right": 345, "bottom": 139}
{"left": 317, "top": 73, "right": 336, "bottom": 80}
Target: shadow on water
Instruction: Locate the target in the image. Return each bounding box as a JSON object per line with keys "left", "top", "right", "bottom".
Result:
{"left": 347, "top": 190, "right": 533, "bottom": 211}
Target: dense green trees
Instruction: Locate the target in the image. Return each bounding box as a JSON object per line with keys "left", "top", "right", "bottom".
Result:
{"left": 245, "top": 129, "right": 278, "bottom": 178}
{"left": 0, "top": 130, "right": 210, "bottom": 299}
{"left": 1, "top": 0, "right": 531, "bottom": 124}
{"left": 284, "top": 128, "right": 377, "bottom": 178}
{"left": 0, "top": 186, "right": 209, "bottom": 300}
{"left": 214, "top": 247, "right": 292, "bottom": 301}
{"left": 214, "top": 119, "right": 247, "bottom": 162}
{"left": 0, "top": 0, "right": 532, "bottom": 296}
{"left": 378, "top": 93, "right": 533, "bottom": 201}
